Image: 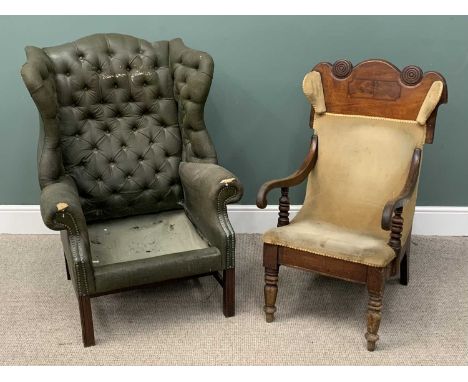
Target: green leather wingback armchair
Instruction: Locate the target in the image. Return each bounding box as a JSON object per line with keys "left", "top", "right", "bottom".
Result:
{"left": 21, "top": 33, "right": 243, "bottom": 347}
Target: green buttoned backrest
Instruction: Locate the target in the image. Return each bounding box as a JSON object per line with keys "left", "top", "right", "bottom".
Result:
{"left": 22, "top": 33, "right": 218, "bottom": 222}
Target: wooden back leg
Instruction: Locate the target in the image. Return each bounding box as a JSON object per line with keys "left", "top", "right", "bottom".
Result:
{"left": 400, "top": 242, "right": 410, "bottom": 285}
{"left": 63, "top": 252, "right": 71, "bottom": 281}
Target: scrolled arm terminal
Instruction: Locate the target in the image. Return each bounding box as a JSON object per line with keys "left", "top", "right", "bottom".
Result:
{"left": 256, "top": 135, "right": 318, "bottom": 209}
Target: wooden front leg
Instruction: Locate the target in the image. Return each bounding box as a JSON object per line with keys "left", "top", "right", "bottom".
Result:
{"left": 263, "top": 244, "right": 279, "bottom": 323}
{"left": 223, "top": 268, "right": 235, "bottom": 317}
{"left": 78, "top": 295, "right": 95, "bottom": 347}
{"left": 264, "top": 266, "right": 279, "bottom": 323}
{"left": 365, "top": 267, "right": 386, "bottom": 351}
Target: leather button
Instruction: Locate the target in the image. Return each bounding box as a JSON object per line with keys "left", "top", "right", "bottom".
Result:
{"left": 97, "top": 177, "right": 102, "bottom": 181}
{"left": 126, "top": 66, "right": 131, "bottom": 72}
{"left": 66, "top": 72, "right": 70, "bottom": 77}
{"left": 132, "top": 126, "right": 137, "bottom": 132}
{"left": 83, "top": 86, "right": 88, "bottom": 91}
{"left": 121, "top": 145, "right": 127, "bottom": 149}
{"left": 79, "top": 55, "right": 84, "bottom": 60}
{"left": 97, "top": 69, "right": 102, "bottom": 74}
{"left": 127, "top": 175, "right": 131, "bottom": 179}
{"left": 75, "top": 133, "right": 79, "bottom": 138}
{"left": 114, "top": 84, "right": 118, "bottom": 89}
{"left": 93, "top": 148, "right": 98, "bottom": 153}
{"left": 143, "top": 83, "right": 147, "bottom": 87}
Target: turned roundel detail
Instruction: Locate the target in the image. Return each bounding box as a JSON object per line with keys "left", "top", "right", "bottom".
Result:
{"left": 332, "top": 59, "right": 353, "bottom": 79}
{"left": 401, "top": 65, "right": 423, "bottom": 85}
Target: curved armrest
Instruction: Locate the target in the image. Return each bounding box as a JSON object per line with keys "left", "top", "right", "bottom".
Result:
{"left": 256, "top": 135, "right": 318, "bottom": 209}
{"left": 179, "top": 162, "right": 243, "bottom": 269}
{"left": 40, "top": 176, "right": 95, "bottom": 295}
{"left": 381, "top": 148, "right": 422, "bottom": 230}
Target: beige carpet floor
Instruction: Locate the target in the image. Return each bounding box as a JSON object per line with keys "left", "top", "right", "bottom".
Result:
{"left": 0, "top": 233, "right": 466, "bottom": 365}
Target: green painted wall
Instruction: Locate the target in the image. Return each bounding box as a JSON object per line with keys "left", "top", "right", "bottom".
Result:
{"left": 0, "top": 16, "right": 467, "bottom": 205}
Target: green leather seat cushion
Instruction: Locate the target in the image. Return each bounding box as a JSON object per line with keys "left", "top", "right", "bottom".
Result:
{"left": 88, "top": 210, "right": 222, "bottom": 293}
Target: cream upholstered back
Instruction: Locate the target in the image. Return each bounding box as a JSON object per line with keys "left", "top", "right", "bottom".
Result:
{"left": 298, "top": 71, "right": 444, "bottom": 241}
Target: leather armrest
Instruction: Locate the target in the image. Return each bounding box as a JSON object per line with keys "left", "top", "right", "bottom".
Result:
{"left": 40, "top": 175, "right": 95, "bottom": 295}
{"left": 381, "top": 148, "right": 422, "bottom": 230}
{"left": 41, "top": 176, "right": 87, "bottom": 233}
{"left": 256, "top": 135, "right": 318, "bottom": 208}
{"left": 179, "top": 162, "right": 243, "bottom": 269}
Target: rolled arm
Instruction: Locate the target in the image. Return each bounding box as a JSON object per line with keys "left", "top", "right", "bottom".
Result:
{"left": 256, "top": 135, "right": 318, "bottom": 208}
{"left": 40, "top": 176, "right": 95, "bottom": 295}
{"left": 179, "top": 162, "right": 243, "bottom": 269}
{"left": 41, "top": 176, "right": 86, "bottom": 232}
{"left": 381, "top": 148, "right": 422, "bottom": 230}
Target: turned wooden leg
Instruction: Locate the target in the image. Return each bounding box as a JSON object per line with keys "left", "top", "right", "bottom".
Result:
{"left": 365, "top": 292, "right": 383, "bottom": 351}
{"left": 78, "top": 295, "right": 95, "bottom": 347}
{"left": 223, "top": 268, "right": 235, "bottom": 317}
{"left": 64, "top": 252, "right": 71, "bottom": 281}
{"left": 264, "top": 266, "right": 279, "bottom": 323}
{"left": 365, "top": 268, "right": 386, "bottom": 351}
{"left": 400, "top": 243, "right": 410, "bottom": 286}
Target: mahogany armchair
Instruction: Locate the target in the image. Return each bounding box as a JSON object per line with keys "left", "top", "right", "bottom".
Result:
{"left": 21, "top": 33, "right": 242, "bottom": 346}
{"left": 257, "top": 59, "right": 447, "bottom": 351}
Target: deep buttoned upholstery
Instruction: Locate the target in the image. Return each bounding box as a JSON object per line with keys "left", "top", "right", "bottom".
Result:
{"left": 24, "top": 34, "right": 220, "bottom": 222}
{"left": 21, "top": 33, "right": 242, "bottom": 300}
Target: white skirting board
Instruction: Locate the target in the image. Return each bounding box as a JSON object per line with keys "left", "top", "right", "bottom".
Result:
{"left": 0, "top": 205, "right": 467, "bottom": 236}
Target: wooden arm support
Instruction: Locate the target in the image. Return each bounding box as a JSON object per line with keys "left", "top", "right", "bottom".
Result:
{"left": 381, "top": 148, "right": 422, "bottom": 231}
{"left": 256, "top": 135, "right": 318, "bottom": 209}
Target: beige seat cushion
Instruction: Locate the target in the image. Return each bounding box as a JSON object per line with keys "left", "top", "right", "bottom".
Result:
{"left": 263, "top": 219, "right": 395, "bottom": 267}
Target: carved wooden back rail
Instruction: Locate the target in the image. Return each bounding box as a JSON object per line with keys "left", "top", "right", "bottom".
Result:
{"left": 311, "top": 59, "right": 447, "bottom": 143}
